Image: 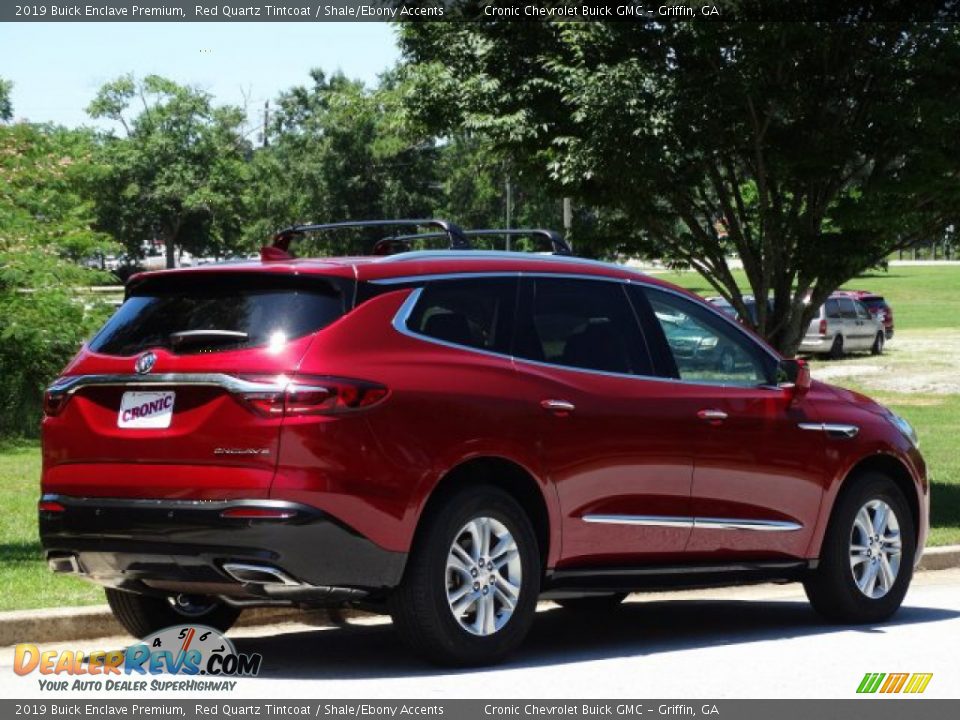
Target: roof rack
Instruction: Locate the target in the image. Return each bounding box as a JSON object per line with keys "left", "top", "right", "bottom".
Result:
{"left": 373, "top": 228, "right": 572, "bottom": 256}
{"left": 267, "top": 219, "right": 469, "bottom": 259}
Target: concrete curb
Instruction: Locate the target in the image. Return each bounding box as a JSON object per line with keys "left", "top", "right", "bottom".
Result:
{"left": 3, "top": 545, "right": 959, "bottom": 646}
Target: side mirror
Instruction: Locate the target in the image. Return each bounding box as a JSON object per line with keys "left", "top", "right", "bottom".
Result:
{"left": 779, "top": 358, "right": 811, "bottom": 404}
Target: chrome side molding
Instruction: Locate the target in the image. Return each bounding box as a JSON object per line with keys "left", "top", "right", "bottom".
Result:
{"left": 583, "top": 514, "right": 802, "bottom": 532}
{"left": 798, "top": 422, "right": 860, "bottom": 438}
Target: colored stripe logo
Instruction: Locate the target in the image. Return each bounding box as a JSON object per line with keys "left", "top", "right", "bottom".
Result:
{"left": 857, "top": 672, "right": 933, "bottom": 694}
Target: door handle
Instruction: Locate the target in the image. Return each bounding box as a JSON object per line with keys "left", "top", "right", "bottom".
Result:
{"left": 541, "top": 399, "right": 575, "bottom": 415}
{"left": 697, "top": 408, "right": 728, "bottom": 422}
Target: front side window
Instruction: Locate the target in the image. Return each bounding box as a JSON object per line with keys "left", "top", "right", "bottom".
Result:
{"left": 405, "top": 277, "right": 517, "bottom": 354}
{"left": 855, "top": 301, "right": 872, "bottom": 320}
{"left": 642, "top": 287, "right": 776, "bottom": 386}
{"left": 514, "top": 278, "right": 651, "bottom": 375}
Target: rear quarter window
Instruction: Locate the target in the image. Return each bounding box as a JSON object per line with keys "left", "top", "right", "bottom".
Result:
{"left": 88, "top": 273, "right": 350, "bottom": 356}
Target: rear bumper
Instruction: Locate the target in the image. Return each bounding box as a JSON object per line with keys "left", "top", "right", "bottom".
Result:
{"left": 39, "top": 495, "right": 406, "bottom": 604}
{"left": 799, "top": 335, "right": 831, "bottom": 352}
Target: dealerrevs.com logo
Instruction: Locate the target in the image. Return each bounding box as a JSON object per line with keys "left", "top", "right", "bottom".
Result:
{"left": 857, "top": 672, "right": 933, "bottom": 694}
{"left": 14, "top": 625, "right": 262, "bottom": 692}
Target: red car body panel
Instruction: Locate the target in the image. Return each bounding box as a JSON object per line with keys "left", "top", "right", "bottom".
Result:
{"left": 40, "top": 253, "right": 929, "bottom": 596}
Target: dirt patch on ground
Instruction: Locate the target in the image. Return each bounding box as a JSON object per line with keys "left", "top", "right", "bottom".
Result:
{"left": 809, "top": 330, "right": 960, "bottom": 395}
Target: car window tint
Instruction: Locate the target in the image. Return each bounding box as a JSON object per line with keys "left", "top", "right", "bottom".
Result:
{"left": 855, "top": 301, "right": 872, "bottom": 320}
{"left": 515, "top": 278, "right": 651, "bottom": 376}
{"left": 406, "top": 278, "right": 517, "bottom": 354}
{"left": 839, "top": 298, "right": 858, "bottom": 319}
{"left": 643, "top": 287, "right": 775, "bottom": 386}
{"left": 825, "top": 299, "right": 842, "bottom": 319}
{"left": 89, "top": 274, "right": 348, "bottom": 356}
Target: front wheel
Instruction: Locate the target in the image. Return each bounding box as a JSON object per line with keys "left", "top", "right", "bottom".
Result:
{"left": 389, "top": 485, "right": 541, "bottom": 666}
{"left": 803, "top": 472, "right": 915, "bottom": 624}
{"left": 106, "top": 588, "right": 240, "bottom": 639}
{"left": 871, "top": 332, "right": 885, "bottom": 355}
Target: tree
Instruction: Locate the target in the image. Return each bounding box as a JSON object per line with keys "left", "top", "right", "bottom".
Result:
{"left": 399, "top": 20, "right": 960, "bottom": 354}
{"left": 88, "top": 75, "right": 251, "bottom": 268}
{"left": 0, "top": 77, "right": 12, "bottom": 121}
{"left": 244, "top": 69, "right": 443, "bottom": 255}
{"left": 0, "top": 122, "right": 116, "bottom": 435}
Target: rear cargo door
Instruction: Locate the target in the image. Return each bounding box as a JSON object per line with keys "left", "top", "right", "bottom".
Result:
{"left": 42, "top": 272, "right": 352, "bottom": 499}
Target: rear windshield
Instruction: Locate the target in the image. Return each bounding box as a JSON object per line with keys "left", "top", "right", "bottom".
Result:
{"left": 89, "top": 274, "right": 348, "bottom": 356}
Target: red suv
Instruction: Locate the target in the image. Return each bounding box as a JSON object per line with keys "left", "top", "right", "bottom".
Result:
{"left": 41, "top": 220, "right": 928, "bottom": 666}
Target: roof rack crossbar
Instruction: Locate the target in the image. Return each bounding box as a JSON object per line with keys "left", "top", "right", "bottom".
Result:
{"left": 375, "top": 228, "right": 572, "bottom": 256}
{"left": 272, "top": 219, "right": 469, "bottom": 253}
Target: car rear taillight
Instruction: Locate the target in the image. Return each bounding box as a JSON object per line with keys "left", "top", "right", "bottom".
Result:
{"left": 43, "top": 389, "right": 70, "bottom": 417}
{"left": 818, "top": 318, "right": 827, "bottom": 335}
{"left": 38, "top": 499, "right": 66, "bottom": 513}
{"left": 236, "top": 376, "right": 388, "bottom": 418}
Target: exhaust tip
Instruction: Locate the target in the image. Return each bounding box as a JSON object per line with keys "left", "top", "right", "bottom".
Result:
{"left": 222, "top": 562, "right": 300, "bottom": 586}
{"left": 48, "top": 555, "right": 81, "bottom": 574}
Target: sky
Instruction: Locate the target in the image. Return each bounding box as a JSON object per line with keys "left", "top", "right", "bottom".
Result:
{"left": 0, "top": 22, "right": 401, "bottom": 128}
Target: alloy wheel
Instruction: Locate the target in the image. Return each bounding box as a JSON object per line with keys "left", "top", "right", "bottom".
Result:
{"left": 446, "top": 516, "right": 522, "bottom": 636}
{"left": 849, "top": 499, "right": 902, "bottom": 599}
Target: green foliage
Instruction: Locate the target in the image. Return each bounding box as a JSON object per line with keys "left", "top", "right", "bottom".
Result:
{"left": 244, "top": 70, "right": 442, "bottom": 255}
{"left": 398, "top": 21, "right": 960, "bottom": 354}
{"left": 88, "top": 75, "right": 252, "bottom": 265}
{"left": 0, "top": 123, "right": 115, "bottom": 436}
{"left": 0, "top": 77, "right": 12, "bottom": 122}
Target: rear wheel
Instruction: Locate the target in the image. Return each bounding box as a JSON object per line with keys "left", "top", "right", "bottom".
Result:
{"left": 871, "top": 332, "right": 885, "bottom": 355}
{"left": 829, "top": 335, "right": 845, "bottom": 360}
{"left": 554, "top": 593, "right": 628, "bottom": 613}
{"left": 803, "top": 472, "right": 915, "bottom": 624}
{"left": 106, "top": 588, "right": 240, "bottom": 639}
{"left": 389, "top": 485, "right": 540, "bottom": 666}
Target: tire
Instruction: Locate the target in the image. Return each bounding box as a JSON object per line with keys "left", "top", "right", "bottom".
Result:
{"left": 829, "top": 335, "right": 845, "bottom": 360}
{"left": 388, "top": 485, "right": 541, "bottom": 666}
{"left": 554, "top": 593, "right": 627, "bottom": 613}
{"left": 106, "top": 588, "right": 240, "bottom": 639}
{"left": 871, "top": 332, "right": 885, "bottom": 356}
{"left": 803, "top": 472, "right": 915, "bottom": 624}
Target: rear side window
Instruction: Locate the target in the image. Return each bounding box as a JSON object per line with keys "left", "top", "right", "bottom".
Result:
{"left": 825, "top": 299, "right": 842, "bottom": 319}
{"left": 838, "top": 297, "right": 858, "bottom": 319}
{"left": 514, "top": 278, "right": 651, "bottom": 376}
{"left": 405, "top": 278, "right": 517, "bottom": 354}
{"left": 89, "top": 274, "right": 348, "bottom": 356}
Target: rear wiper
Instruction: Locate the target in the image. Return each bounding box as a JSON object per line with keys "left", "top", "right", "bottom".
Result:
{"left": 169, "top": 330, "right": 249, "bottom": 349}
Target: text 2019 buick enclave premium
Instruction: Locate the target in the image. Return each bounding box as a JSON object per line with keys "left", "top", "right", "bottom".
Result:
{"left": 40, "top": 221, "right": 928, "bottom": 665}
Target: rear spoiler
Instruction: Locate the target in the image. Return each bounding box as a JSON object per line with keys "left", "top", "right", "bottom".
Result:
{"left": 265, "top": 219, "right": 468, "bottom": 260}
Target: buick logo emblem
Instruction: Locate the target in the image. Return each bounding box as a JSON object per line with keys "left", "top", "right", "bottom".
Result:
{"left": 135, "top": 351, "right": 157, "bottom": 375}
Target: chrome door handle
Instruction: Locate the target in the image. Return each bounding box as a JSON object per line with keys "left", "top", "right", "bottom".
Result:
{"left": 697, "top": 408, "right": 728, "bottom": 422}
{"left": 541, "top": 399, "right": 575, "bottom": 414}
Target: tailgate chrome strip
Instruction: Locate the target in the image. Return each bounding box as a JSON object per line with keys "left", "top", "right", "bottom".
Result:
{"left": 47, "top": 373, "right": 286, "bottom": 397}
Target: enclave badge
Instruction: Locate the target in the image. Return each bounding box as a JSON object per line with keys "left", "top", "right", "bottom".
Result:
{"left": 135, "top": 351, "right": 156, "bottom": 375}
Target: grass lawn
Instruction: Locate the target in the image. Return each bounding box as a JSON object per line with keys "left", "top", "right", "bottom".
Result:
{"left": 654, "top": 264, "right": 960, "bottom": 329}
{"left": 0, "top": 265, "right": 957, "bottom": 611}
{"left": 0, "top": 443, "right": 102, "bottom": 611}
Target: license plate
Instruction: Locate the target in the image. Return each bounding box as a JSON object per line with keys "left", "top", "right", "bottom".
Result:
{"left": 118, "top": 391, "right": 175, "bottom": 429}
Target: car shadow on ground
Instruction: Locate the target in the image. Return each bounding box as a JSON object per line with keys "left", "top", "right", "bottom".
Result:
{"left": 231, "top": 598, "right": 959, "bottom": 680}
